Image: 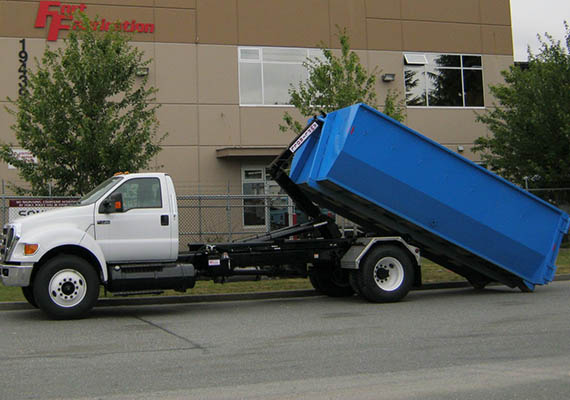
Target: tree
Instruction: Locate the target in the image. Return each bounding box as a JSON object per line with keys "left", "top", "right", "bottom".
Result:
{"left": 1, "top": 13, "right": 166, "bottom": 196}
{"left": 383, "top": 89, "right": 406, "bottom": 123}
{"left": 474, "top": 23, "right": 570, "bottom": 191}
{"left": 280, "top": 28, "right": 385, "bottom": 134}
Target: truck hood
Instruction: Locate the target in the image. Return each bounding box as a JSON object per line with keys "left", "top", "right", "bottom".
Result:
{"left": 13, "top": 204, "right": 95, "bottom": 233}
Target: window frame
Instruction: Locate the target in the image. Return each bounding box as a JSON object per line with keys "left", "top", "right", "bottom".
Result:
{"left": 404, "top": 52, "right": 485, "bottom": 109}
{"left": 242, "top": 166, "right": 268, "bottom": 228}
{"left": 403, "top": 53, "right": 428, "bottom": 65}
{"left": 238, "top": 46, "right": 323, "bottom": 107}
{"left": 241, "top": 166, "right": 292, "bottom": 229}
{"left": 107, "top": 177, "right": 163, "bottom": 212}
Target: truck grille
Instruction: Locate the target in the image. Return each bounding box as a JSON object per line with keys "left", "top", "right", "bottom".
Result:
{"left": 1, "top": 226, "right": 15, "bottom": 262}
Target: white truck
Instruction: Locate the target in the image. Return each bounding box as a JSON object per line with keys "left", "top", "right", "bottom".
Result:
{"left": 0, "top": 170, "right": 421, "bottom": 319}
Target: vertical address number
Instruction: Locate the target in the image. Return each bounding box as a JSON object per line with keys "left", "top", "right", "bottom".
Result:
{"left": 18, "top": 39, "right": 28, "bottom": 96}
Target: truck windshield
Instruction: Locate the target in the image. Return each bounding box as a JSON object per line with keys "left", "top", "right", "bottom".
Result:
{"left": 78, "top": 177, "right": 123, "bottom": 206}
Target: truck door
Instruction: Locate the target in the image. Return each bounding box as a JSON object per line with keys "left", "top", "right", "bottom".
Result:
{"left": 95, "top": 177, "right": 175, "bottom": 263}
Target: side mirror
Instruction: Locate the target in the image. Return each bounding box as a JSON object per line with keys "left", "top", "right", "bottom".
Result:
{"left": 99, "top": 193, "right": 124, "bottom": 214}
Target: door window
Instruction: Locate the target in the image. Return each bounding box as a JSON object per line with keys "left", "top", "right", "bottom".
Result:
{"left": 243, "top": 168, "right": 266, "bottom": 227}
{"left": 110, "top": 178, "right": 162, "bottom": 211}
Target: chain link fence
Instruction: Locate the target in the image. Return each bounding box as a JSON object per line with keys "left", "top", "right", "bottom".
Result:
{"left": 0, "top": 193, "right": 358, "bottom": 249}
{"left": 177, "top": 194, "right": 292, "bottom": 244}
{"left": 1, "top": 188, "right": 568, "bottom": 249}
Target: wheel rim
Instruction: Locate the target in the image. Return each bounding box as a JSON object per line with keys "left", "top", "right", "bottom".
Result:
{"left": 48, "top": 269, "right": 88, "bottom": 308}
{"left": 373, "top": 257, "right": 404, "bottom": 291}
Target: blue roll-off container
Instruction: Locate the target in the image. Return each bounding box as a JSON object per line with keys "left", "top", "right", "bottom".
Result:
{"left": 289, "top": 103, "right": 569, "bottom": 291}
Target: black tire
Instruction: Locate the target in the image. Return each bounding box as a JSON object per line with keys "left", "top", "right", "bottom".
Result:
{"left": 33, "top": 255, "right": 100, "bottom": 319}
{"left": 21, "top": 286, "right": 38, "bottom": 308}
{"left": 348, "top": 270, "right": 361, "bottom": 295}
{"left": 356, "top": 245, "right": 414, "bottom": 303}
{"left": 310, "top": 266, "right": 354, "bottom": 297}
{"left": 308, "top": 271, "right": 322, "bottom": 291}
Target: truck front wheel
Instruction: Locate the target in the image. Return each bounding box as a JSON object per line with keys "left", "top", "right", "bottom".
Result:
{"left": 33, "top": 255, "right": 100, "bottom": 319}
{"left": 21, "top": 286, "right": 38, "bottom": 308}
{"left": 356, "top": 245, "right": 414, "bottom": 303}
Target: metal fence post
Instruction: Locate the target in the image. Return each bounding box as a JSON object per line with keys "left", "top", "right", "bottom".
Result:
{"left": 263, "top": 194, "right": 271, "bottom": 233}
{"left": 198, "top": 184, "right": 203, "bottom": 242}
{"left": 226, "top": 181, "right": 232, "bottom": 241}
{"left": 1, "top": 180, "right": 5, "bottom": 227}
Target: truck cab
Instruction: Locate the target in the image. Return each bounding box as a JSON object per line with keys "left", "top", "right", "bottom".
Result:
{"left": 0, "top": 172, "right": 185, "bottom": 318}
{"left": 88, "top": 173, "right": 179, "bottom": 263}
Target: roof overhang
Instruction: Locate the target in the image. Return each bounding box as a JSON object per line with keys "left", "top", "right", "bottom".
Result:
{"left": 216, "top": 146, "right": 287, "bottom": 158}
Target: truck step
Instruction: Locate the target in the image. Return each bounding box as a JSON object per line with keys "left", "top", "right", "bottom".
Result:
{"left": 109, "top": 290, "right": 165, "bottom": 297}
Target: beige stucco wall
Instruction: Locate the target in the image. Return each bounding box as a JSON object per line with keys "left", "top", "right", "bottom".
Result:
{"left": 0, "top": 0, "right": 513, "bottom": 53}
{"left": 0, "top": 0, "right": 514, "bottom": 194}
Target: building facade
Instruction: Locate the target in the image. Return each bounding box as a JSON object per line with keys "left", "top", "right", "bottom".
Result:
{"left": 0, "top": 0, "right": 513, "bottom": 205}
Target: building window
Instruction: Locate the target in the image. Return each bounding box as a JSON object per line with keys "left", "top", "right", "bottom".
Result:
{"left": 404, "top": 53, "right": 484, "bottom": 108}
{"left": 238, "top": 47, "right": 323, "bottom": 106}
{"left": 242, "top": 167, "right": 265, "bottom": 226}
{"left": 242, "top": 166, "right": 289, "bottom": 228}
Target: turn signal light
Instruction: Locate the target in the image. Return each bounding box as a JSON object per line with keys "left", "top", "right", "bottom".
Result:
{"left": 24, "top": 243, "right": 39, "bottom": 255}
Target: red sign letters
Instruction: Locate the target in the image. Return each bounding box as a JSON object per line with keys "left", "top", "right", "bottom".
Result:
{"left": 35, "top": 1, "right": 155, "bottom": 41}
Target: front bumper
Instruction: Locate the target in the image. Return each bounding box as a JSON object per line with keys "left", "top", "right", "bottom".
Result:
{"left": 0, "top": 263, "right": 34, "bottom": 287}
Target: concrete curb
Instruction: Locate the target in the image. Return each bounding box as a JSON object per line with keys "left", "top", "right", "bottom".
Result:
{"left": 1, "top": 274, "right": 569, "bottom": 312}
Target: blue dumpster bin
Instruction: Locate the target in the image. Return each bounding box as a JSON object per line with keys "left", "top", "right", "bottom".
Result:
{"left": 289, "top": 103, "right": 569, "bottom": 290}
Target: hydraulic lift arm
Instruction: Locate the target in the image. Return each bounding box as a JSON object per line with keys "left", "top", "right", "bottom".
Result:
{"left": 267, "top": 118, "right": 341, "bottom": 239}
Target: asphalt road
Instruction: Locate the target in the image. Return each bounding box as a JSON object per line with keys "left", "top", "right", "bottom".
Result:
{"left": 1, "top": 282, "right": 569, "bottom": 400}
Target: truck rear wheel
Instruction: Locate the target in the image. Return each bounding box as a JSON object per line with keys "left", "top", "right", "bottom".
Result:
{"left": 309, "top": 266, "right": 354, "bottom": 297}
{"left": 348, "top": 270, "right": 361, "bottom": 295}
{"left": 356, "top": 245, "right": 414, "bottom": 303}
{"left": 33, "top": 255, "right": 100, "bottom": 319}
{"left": 308, "top": 273, "right": 322, "bottom": 292}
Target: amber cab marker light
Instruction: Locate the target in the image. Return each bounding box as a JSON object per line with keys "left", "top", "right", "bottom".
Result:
{"left": 24, "top": 243, "right": 39, "bottom": 255}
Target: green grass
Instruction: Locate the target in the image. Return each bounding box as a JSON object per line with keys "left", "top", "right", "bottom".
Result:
{"left": 417, "top": 248, "right": 570, "bottom": 284}
{"left": 2, "top": 248, "right": 570, "bottom": 303}
{"left": 0, "top": 286, "right": 23, "bottom": 303}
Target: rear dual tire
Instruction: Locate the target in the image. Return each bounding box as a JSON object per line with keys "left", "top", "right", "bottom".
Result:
{"left": 309, "top": 266, "right": 354, "bottom": 297}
